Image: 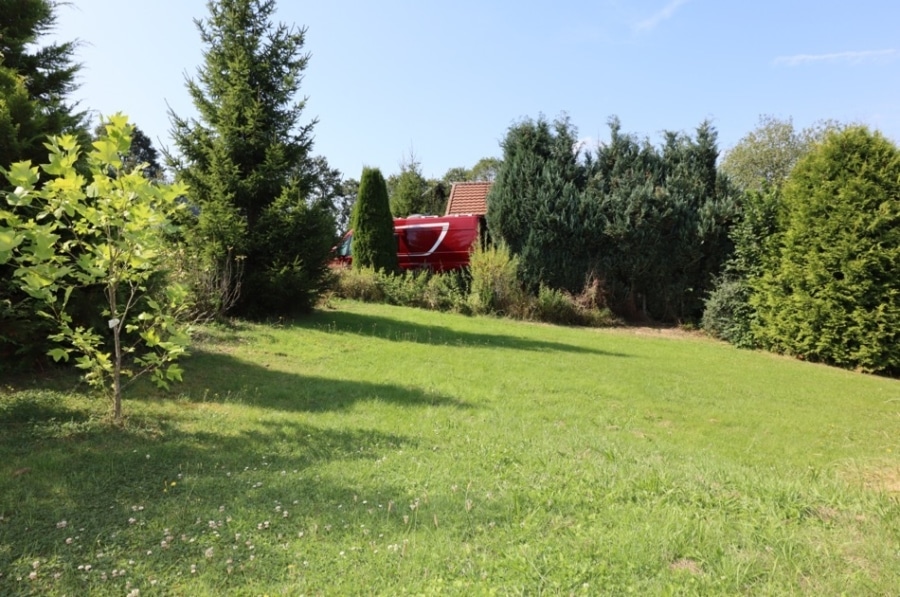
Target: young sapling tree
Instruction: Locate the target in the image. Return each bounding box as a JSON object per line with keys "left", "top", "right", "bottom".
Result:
{"left": 0, "top": 114, "right": 192, "bottom": 422}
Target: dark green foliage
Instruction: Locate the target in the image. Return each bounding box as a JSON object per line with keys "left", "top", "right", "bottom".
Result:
{"left": 0, "top": 0, "right": 88, "bottom": 165}
{"left": 245, "top": 189, "right": 337, "bottom": 316}
{"left": 351, "top": 167, "right": 397, "bottom": 273}
{"left": 750, "top": 127, "right": 900, "bottom": 374}
{"left": 168, "top": 0, "right": 337, "bottom": 317}
{"left": 588, "top": 119, "right": 738, "bottom": 321}
{"left": 702, "top": 188, "right": 780, "bottom": 345}
{"left": 488, "top": 115, "right": 737, "bottom": 322}
{"left": 389, "top": 157, "right": 433, "bottom": 216}
{"left": 486, "top": 115, "right": 591, "bottom": 292}
{"left": 1, "top": 0, "right": 88, "bottom": 370}
{"left": 93, "top": 122, "right": 163, "bottom": 179}
{"left": 701, "top": 276, "right": 754, "bottom": 346}
{"left": 333, "top": 178, "right": 358, "bottom": 235}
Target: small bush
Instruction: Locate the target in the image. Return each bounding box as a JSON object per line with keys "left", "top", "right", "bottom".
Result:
{"left": 702, "top": 276, "right": 755, "bottom": 347}
{"left": 332, "top": 267, "right": 469, "bottom": 313}
{"left": 468, "top": 242, "right": 530, "bottom": 317}
{"left": 378, "top": 270, "right": 430, "bottom": 308}
{"left": 332, "top": 267, "right": 385, "bottom": 303}
{"left": 424, "top": 270, "right": 471, "bottom": 314}
{"left": 532, "top": 280, "right": 619, "bottom": 327}
{"left": 534, "top": 285, "right": 580, "bottom": 325}
{"left": 331, "top": 253, "right": 618, "bottom": 327}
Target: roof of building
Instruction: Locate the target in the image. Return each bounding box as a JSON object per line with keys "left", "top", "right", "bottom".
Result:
{"left": 444, "top": 181, "right": 492, "bottom": 216}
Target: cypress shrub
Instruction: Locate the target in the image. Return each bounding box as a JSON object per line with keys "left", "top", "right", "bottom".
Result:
{"left": 750, "top": 127, "right": 900, "bottom": 374}
{"left": 351, "top": 167, "right": 398, "bottom": 273}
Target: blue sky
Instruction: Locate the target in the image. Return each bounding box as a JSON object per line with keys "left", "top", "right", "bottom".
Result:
{"left": 51, "top": 0, "right": 900, "bottom": 180}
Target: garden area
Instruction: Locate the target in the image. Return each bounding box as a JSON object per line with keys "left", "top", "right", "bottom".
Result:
{"left": 2, "top": 300, "right": 898, "bottom": 594}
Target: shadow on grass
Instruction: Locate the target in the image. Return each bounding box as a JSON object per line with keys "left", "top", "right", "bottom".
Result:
{"left": 173, "top": 350, "right": 472, "bottom": 411}
{"left": 0, "top": 402, "right": 419, "bottom": 580}
{"left": 295, "top": 310, "right": 629, "bottom": 357}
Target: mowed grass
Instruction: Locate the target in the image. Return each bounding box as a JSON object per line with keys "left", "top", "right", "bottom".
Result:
{"left": 1, "top": 299, "right": 899, "bottom": 595}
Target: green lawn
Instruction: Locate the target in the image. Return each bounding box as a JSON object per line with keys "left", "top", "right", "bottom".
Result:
{"left": 2, "top": 299, "right": 899, "bottom": 595}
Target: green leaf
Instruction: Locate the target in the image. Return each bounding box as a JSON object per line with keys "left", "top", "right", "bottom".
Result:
{"left": 5, "top": 185, "right": 34, "bottom": 208}
{"left": 0, "top": 228, "right": 23, "bottom": 263}
{"left": 92, "top": 138, "right": 122, "bottom": 169}
{"left": 4, "top": 161, "right": 39, "bottom": 188}
{"left": 48, "top": 348, "right": 70, "bottom": 362}
{"left": 29, "top": 228, "right": 61, "bottom": 261}
{"left": 165, "top": 364, "right": 184, "bottom": 382}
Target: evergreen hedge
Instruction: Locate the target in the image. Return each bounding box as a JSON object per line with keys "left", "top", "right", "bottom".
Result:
{"left": 750, "top": 127, "right": 900, "bottom": 374}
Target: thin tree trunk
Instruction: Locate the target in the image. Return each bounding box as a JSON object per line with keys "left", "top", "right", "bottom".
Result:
{"left": 109, "top": 281, "right": 123, "bottom": 423}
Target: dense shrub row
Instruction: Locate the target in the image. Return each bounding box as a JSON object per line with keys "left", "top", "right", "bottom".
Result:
{"left": 703, "top": 126, "right": 900, "bottom": 375}
{"left": 329, "top": 243, "right": 618, "bottom": 328}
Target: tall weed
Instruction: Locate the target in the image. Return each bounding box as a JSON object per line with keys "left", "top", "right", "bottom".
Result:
{"left": 467, "top": 242, "right": 530, "bottom": 318}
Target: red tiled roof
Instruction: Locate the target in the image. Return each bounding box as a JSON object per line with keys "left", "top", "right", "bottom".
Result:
{"left": 444, "top": 181, "right": 492, "bottom": 216}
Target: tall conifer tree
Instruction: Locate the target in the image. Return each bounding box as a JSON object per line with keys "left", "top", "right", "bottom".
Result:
{"left": 1, "top": 0, "right": 88, "bottom": 369}
{"left": 351, "top": 168, "right": 398, "bottom": 273}
{"left": 750, "top": 127, "right": 900, "bottom": 374}
{"left": 168, "top": 0, "right": 336, "bottom": 316}
{"left": 0, "top": 0, "right": 87, "bottom": 165}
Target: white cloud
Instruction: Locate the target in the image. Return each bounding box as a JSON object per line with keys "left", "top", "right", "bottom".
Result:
{"left": 634, "top": 0, "right": 690, "bottom": 32}
{"left": 774, "top": 49, "right": 898, "bottom": 67}
{"left": 574, "top": 137, "right": 595, "bottom": 155}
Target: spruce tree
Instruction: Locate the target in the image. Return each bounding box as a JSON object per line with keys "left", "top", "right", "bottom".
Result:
{"left": 351, "top": 167, "right": 397, "bottom": 273}
{"left": 585, "top": 119, "right": 737, "bottom": 320}
{"left": 1, "top": 0, "right": 88, "bottom": 369}
{"left": 168, "top": 0, "right": 336, "bottom": 316}
{"left": 0, "top": 65, "right": 41, "bottom": 170}
{"left": 0, "top": 0, "right": 88, "bottom": 165}
{"left": 390, "top": 155, "right": 431, "bottom": 216}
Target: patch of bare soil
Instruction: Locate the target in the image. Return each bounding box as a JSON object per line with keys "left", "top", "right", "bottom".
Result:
{"left": 862, "top": 467, "right": 900, "bottom": 493}
{"left": 604, "top": 324, "right": 709, "bottom": 340}
{"left": 669, "top": 558, "right": 702, "bottom": 575}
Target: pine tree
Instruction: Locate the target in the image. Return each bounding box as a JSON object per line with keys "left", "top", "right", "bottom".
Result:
{"left": 167, "top": 0, "right": 336, "bottom": 316}
{"left": 351, "top": 167, "right": 397, "bottom": 273}
{"left": 586, "top": 119, "right": 737, "bottom": 320}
